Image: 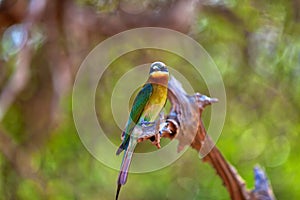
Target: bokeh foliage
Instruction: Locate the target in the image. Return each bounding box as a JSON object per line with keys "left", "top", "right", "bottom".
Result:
{"left": 1, "top": 0, "right": 300, "bottom": 199}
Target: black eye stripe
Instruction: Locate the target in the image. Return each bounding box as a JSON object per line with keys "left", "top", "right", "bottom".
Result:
{"left": 161, "top": 67, "right": 168, "bottom": 72}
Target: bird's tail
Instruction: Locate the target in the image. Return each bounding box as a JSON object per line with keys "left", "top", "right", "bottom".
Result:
{"left": 118, "top": 148, "right": 133, "bottom": 185}
{"left": 116, "top": 141, "right": 136, "bottom": 199}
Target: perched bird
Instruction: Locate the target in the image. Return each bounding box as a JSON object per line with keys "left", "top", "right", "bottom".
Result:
{"left": 115, "top": 62, "right": 169, "bottom": 200}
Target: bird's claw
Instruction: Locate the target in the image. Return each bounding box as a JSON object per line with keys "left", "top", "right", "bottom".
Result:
{"left": 152, "top": 133, "right": 161, "bottom": 149}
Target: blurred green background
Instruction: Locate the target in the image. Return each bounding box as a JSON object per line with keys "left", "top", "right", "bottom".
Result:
{"left": 0, "top": 0, "right": 299, "bottom": 199}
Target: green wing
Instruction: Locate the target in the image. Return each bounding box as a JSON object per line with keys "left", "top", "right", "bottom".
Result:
{"left": 117, "top": 83, "right": 153, "bottom": 154}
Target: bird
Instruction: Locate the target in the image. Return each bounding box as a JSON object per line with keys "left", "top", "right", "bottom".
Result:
{"left": 115, "top": 61, "right": 169, "bottom": 200}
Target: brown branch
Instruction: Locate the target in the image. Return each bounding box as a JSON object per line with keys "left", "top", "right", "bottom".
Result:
{"left": 152, "top": 76, "right": 275, "bottom": 200}
{"left": 194, "top": 125, "right": 249, "bottom": 200}
{"left": 43, "top": 0, "right": 72, "bottom": 119}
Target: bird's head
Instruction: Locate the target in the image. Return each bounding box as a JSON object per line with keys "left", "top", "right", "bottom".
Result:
{"left": 148, "top": 61, "right": 169, "bottom": 86}
{"left": 149, "top": 61, "right": 169, "bottom": 76}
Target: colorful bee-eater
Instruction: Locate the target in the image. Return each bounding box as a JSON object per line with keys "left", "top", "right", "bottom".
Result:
{"left": 115, "top": 62, "right": 169, "bottom": 200}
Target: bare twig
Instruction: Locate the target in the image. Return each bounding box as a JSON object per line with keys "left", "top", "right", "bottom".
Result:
{"left": 141, "top": 76, "right": 274, "bottom": 200}
{"left": 44, "top": 0, "right": 72, "bottom": 119}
